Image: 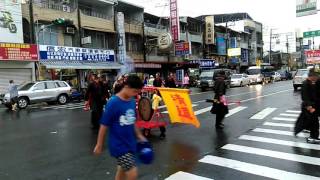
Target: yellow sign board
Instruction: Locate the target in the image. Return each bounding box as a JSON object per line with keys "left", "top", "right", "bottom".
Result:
{"left": 158, "top": 88, "right": 200, "bottom": 128}
{"left": 228, "top": 48, "right": 241, "bottom": 57}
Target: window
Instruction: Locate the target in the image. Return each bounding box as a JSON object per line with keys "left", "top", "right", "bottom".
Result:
{"left": 35, "top": 25, "right": 58, "bottom": 45}
{"left": 46, "top": 82, "right": 56, "bottom": 89}
{"left": 58, "top": 82, "right": 68, "bottom": 87}
{"left": 34, "top": 83, "right": 45, "bottom": 90}
{"left": 19, "top": 83, "right": 35, "bottom": 91}
{"left": 64, "top": 35, "right": 73, "bottom": 46}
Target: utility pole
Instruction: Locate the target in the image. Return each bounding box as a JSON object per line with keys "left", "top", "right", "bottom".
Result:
{"left": 286, "top": 35, "right": 290, "bottom": 71}
{"left": 269, "top": 28, "right": 272, "bottom": 65}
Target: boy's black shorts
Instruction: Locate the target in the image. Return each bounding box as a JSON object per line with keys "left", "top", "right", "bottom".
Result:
{"left": 117, "top": 153, "right": 136, "bottom": 171}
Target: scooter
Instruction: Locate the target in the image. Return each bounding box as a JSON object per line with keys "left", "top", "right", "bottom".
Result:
{"left": 0, "top": 11, "right": 17, "bottom": 33}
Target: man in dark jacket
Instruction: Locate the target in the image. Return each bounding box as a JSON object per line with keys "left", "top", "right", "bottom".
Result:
{"left": 298, "top": 69, "right": 320, "bottom": 143}
{"left": 165, "top": 73, "right": 176, "bottom": 88}
{"left": 153, "top": 73, "right": 163, "bottom": 87}
{"left": 85, "top": 74, "right": 104, "bottom": 130}
{"left": 214, "top": 71, "right": 228, "bottom": 129}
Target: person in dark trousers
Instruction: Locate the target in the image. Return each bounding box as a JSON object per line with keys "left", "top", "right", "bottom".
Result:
{"left": 165, "top": 73, "right": 176, "bottom": 88}
{"left": 299, "top": 69, "right": 320, "bottom": 143}
{"left": 214, "top": 71, "right": 228, "bottom": 129}
{"left": 85, "top": 74, "right": 104, "bottom": 130}
{"left": 153, "top": 73, "right": 163, "bottom": 87}
{"left": 99, "top": 75, "right": 111, "bottom": 105}
{"left": 93, "top": 75, "right": 147, "bottom": 180}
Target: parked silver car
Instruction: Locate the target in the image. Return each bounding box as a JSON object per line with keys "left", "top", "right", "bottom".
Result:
{"left": 3, "top": 81, "right": 72, "bottom": 109}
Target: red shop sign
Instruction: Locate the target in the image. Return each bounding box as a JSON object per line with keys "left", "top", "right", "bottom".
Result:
{"left": 0, "top": 43, "right": 38, "bottom": 61}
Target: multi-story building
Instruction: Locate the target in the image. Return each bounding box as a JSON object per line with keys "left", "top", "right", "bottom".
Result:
{"left": 198, "top": 13, "right": 263, "bottom": 72}
{"left": 21, "top": 0, "right": 147, "bottom": 89}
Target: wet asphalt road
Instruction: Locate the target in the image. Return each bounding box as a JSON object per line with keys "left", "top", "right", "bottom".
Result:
{"left": 1, "top": 81, "right": 319, "bottom": 180}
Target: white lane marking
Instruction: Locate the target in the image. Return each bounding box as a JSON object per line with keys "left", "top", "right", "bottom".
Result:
{"left": 194, "top": 103, "right": 236, "bottom": 116}
{"left": 222, "top": 144, "right": 320, "bottom": 166}
{"left": 165, "top": 171, "right": 213, "bottom": 180}
{"left": 65, "top": 106, "right": 86, "bottom": 110}
{"left": 250, "top": 108, "right": 277, "bottom": 120}
{"left": 41, "top": 103, "right": 84, "bottom": 109}
{"left": 264, "top": 122, "right": 294, "bottom": 128}
{"left": 240, "top": 89, "right": 292, "bottom": 103}
{"left": 272, "top": 117, "right": 297, "bottom": 122}
{"left": 49, "top": 105, "right": 85, "bottom": 110}
{"left": 239, "top": 135, "right": 320, "bottom": 150}
{"left": 226, "top": 106, "right": 247, "bottom": 117}
{"left": 252, "top": 128, "right": 309, "bottom": 138}
{"left": 199, "top": 155, "right": 320, "bottom": 180}
{"left": 280, "top": 113, "right": 299, "bottom": 118}
{"left": 286, "top": 110, "right": 301, "bottom": 114}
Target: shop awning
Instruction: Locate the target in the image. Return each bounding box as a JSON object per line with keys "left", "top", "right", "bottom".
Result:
{"left": 40, "top": 60, "right": 122, "bottom": 70}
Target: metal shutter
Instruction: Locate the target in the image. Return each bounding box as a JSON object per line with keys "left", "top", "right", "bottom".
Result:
{"left": 0, "top": 69, "right": 32, "bottom": 94}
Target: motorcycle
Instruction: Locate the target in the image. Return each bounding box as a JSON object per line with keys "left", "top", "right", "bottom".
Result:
{"left": 0, "top": 11, "right": 17, "bottom": 33}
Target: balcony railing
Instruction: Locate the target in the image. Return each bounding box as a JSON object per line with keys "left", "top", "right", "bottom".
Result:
{"left": 34, "top": 2, "right": 76, "bottom": 12}
{"left": 80, "top": 9, "right": 113, "bottom": 20}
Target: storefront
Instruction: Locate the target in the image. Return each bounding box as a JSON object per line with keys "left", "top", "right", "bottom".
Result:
{"left": 38, "top": 45, "right": 121, "bottom": 90}
{"left": 0, "top": 43, "right": 38, "bottom": 94}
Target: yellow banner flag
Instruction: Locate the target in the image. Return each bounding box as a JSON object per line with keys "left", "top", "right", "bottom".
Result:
{"left": 158, "top": 88, "right": 200, "bottom": 128}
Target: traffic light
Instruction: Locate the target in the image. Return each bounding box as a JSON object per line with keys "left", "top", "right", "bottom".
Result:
{"left": 52, "top": 18, "right": 73, "bottom": 26}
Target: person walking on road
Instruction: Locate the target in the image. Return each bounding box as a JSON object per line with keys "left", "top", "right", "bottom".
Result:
{"left": 165, "top": 73, "right": 176, "bottom": 88}
{"left": 183, "top": 73, "right": 190, "bottom": 89}
{"left": 93, "top": 75, "right": 147, "bottom": 180}
{"left": 85, "top": 74, "right": 104, "bottom": 130}
{"left": 214, "top": 72, "right": 228, "bottom": 129}
{"left": 153, "top": 73, "right": 163, "bottom": 87}
{"left": 8, "top": 80, "right": 18, "bottom": 111}
{"left": 295, "top": 69, "right": 320, "bottom": 144}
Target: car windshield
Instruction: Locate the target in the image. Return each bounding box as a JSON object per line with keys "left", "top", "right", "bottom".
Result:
{"left": 247, "top": 69, "right": 261, "bottom": 75}
{"left": 296, "top": 70, "right": 308, "bottom": 76}
{"left": 200, "top": 71, "right": 213, "bottom": 78}
{"left": 19, "top": 83, "right": 35, "bottom": 91}
{"left": 232, "top": 75, "right": 242, "bottom": 78}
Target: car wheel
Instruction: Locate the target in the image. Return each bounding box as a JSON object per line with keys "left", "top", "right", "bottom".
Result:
{"left": 201, "top": 87, "right": 206, "bottom": 92}
{"left": 57, "top": 94, "right": 68, "bottom": 105}
{"left": 240, "top": 82, "right": 243, "bottom": 87}
{"left": 294, "top": 85, "right": 298, "bottom": 91}
{"left": 18, "top": 97, "right": 28, "bottom": 109}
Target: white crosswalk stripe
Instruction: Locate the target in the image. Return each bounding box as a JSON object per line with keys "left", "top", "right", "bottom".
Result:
{"left": 225, "top": 106, "right": 247, "bottom": 117}
{"left": 252, "top": 128, "right": 309, "bottom": 138}
{"left": 165, "top": 171, "right": 213, "bottom": 180}
{"left": 264, "top": 122, "right": 294, "bottom": 128}
{"left": 199, "top": 156, "right": 320, "bottom": 180}
{"left": 166, "top": 109, "right": 320, "bottom": 180}
{"left": 272, "top": 117, "right": 297, "bottom": 122}
{"left": 250, "top": 107, "right": 277, "bottom": 120}
{"left": 280, "top": 113, "right": 300, "bottom": 118}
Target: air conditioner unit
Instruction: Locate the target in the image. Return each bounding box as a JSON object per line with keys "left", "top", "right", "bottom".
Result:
{"left": 81, "top": 36, "right": 92, "bottom": 45}
{"left": 62, "top": 5, "right": 71, "bottom": 12}
{"left": 65, "top": 27, "right": 75, "bottom": 34}
{"left": 62, "top": 0, "right": 70, "bottom": 4}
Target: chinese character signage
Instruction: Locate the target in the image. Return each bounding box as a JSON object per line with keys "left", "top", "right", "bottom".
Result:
{"left": 228, "top": 48, "right": 241, "bottom": 57}
{"left": 217, "top": 33, "right": 226, "bottom": 55}
{"left": 205, "top": 16, "right": 214, "bottom": 44}
{"left": 305, "top": 50, "right": 320, "bottom": 64}
{"left": 39, "top": 45, "right": 115, "bottom": 62}
{"left": 0, "top": 43, "right": 38, "bottom": 61}
{"left": 241, "top": 49, "right": 249, "bottom": 63}
{"left": 0, "top": 0, "right": 23, "bottom": 43}
{"left": 175, "top": 41, "right": 191, "bottom": 56}
{"left": 296, "top": 0, "right": 317, "bottom": 17}
{"left": 170, "top": 0, "right": 180, "bottom": 41}
{"left": 303, "top": 30, "right": 320, "bottom": 38}
{"left": 116, "top": 12, "right": 126, "bottom": 64}
{"left": 158, "top": 88, "right": 200, "bottom": 128}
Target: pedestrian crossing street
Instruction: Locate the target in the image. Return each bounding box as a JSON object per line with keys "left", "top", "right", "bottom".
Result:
{"left": 166, "top": 109, "right": 320, "bottom": 180}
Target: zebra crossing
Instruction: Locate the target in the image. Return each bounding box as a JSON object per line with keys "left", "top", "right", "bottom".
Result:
{"left": 30, "top": 102, "right": 86, "bottom": 110}
{"left": 166, "top": 109, "right": 320, "bottom": 180}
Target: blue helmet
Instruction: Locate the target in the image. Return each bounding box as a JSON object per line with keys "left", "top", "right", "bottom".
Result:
{"left": 137, "top": 142, "right": 154, "bottom": 164}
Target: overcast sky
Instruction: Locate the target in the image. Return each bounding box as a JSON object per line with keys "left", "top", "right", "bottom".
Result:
{"left": 125, "top": 0, "right": 320, "bottom": 52}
